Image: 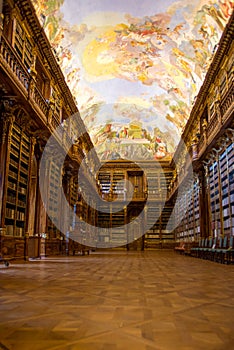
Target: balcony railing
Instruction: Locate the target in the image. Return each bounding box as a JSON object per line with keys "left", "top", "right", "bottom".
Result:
{"left": 33, "top": 86, "right": 49, "bottom": 117}
{"left": 207, "top": 112, "right": 219, "bottom": 141}
{"left": 0, "top": 35, "right": 29, "bottom": 92}
{"left": 220, "top": 82, "right": 234, "bottom": 122}
{"left": 100, "top": 191, "right": 147, "bottom": 202}
{"left": 0, "top": 35, "right": 65, "bottom": 134}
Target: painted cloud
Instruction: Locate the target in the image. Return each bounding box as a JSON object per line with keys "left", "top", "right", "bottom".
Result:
{"left": 32, "top": 0, "right": 233, "bottom": 160}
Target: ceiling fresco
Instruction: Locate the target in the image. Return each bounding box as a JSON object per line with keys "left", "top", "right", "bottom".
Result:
{"left": 32, "top": 0, "right": 233, "bottom": 161}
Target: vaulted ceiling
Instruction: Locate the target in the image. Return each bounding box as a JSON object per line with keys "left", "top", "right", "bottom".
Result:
{"left": 32, "top": 0, "right": 233, "bottom": 161}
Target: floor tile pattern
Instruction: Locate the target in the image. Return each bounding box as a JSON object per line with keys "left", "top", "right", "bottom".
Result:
{"left": 0, "top": 251, "right": 234, "bottom": 350}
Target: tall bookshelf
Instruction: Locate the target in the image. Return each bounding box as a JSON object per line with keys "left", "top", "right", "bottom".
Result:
{"left": 160, "top": 205, "right": 174, "bottom": 243}
{"left": 13, "top": 18, "right": 33, "bottom": 71}
{"left": 221, "top": 144, "right": 234, "bottom": 236}
{"left": 229, "top": 145, "right": 234, "bottom": 236}
{"left": 208, "top": 143, "right": 234, "bottom": 237}
{"left": 97, "top": 203, "right": 126, "bottom": 246}
{"left": 112, "top": 172, "right": 125, "bottom": 200}
{"left": 193, "top": 180, "right": 200, "bottom": 240}
{"left": 173, "top": 179, "right": 200, "bottom": 242}
{"left": 144, "top": 203, "right": 174, "bottom": 248}
{"left": 5, "top": 123, "right": 31, "bottom": 237}
{"left": 209, "top": 160, "right": 220, "bottom": 236}
{"left": 111, "top": 205, "right": 126, "bottom": 245}
{"left": 97, "top": 204, "right": 111, "bottom": 245}
{"left": 70, "top": 178, "right": 78, "bottom": 206}
{"left": 98, "top": 171, "right": 111, "bottom": 199}
{"left": 144, "top": 204, "right": 161, "bottom": 248}
{"left": 160, "top": 169, "right": 171, "bottom": 199}
{"left": 47, "top": 161, "right": 60, "bottom": 238}
{"left": 146, "top": 171, "right": 160, "bottom": 198}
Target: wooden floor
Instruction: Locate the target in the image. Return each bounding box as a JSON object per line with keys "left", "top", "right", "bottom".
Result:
{"left": 0, "top": 250, "right": 234, "bottom": 350}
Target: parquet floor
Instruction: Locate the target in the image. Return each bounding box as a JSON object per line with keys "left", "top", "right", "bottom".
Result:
{"left": 0, "top": 250, "right": 234, "bottom": 350}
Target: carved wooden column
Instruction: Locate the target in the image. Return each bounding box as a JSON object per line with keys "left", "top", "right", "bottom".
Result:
{"left": 204, "top": 164, "right": 212, "bottom": 237}
{"left": 124, "top": 205, "right": 129, "bottom": 250}
{"left": 0, "top": 2, "right": 3, "bottom": 38}
{"left": 198, "top": 166, "right": 210, "bottom": 238}
{"left": 61, "top": 165, "right": 72, "bottom": 238}
{"left": 202, "top": 119, "right": 208, "bottom": 146}
{"left": 141, "top": 206, "right": 145, "bottom": 251}
{"left": 0, "top": 101, "right": 14, "bottom": 254}
{"left": 215, "top": 99, "right": 222, "bottom": 125}
{"left": 216, "top": 151, "right": 224, "bottom": 237}
{"left": 192, "top": 175, "right": 198, "bottom": 241}
{"left": 34, "top": 141, "right": 48, "bottom": 237}
{"left": 28, "top": 67, "right": 37, "bottom": 100}
{"left": 47, "top": 97, "right": 55, "bottom": 126}
{"left": 24, "top": 232, "right": 29, "bottom": 261}
{"left": 191, "top": 136, "right": 199, "bottom": 161}
{"left": 25, "top": 136, "right": 36, "bottom": 236}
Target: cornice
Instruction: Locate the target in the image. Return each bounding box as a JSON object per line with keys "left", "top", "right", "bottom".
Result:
{"left": 182, "top": 11, "right": 234, "bottom": 142}
{"left": 13, "top": 0, "right": 78, "bottom": 116}
{"left": 175, "top": 10, "right": 234, "bottom": 158}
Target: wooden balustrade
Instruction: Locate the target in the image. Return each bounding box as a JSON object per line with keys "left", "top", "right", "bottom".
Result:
{"left": 0, "top": 35, "right": 65, "bottom": 133}
{"left": 220, "top": 83, "right": 234, "bottom": 122}
{"left": 101, "top": 191, "right": 147, "bottom": 202}
{"left": 207, "top": 113, "right": 219, "bottom": 143}
{"left": 0, "top": 36, "right": 29, "bottom": 92}
{"left": 33, "top": 86, "right": 49, "bottom": 116}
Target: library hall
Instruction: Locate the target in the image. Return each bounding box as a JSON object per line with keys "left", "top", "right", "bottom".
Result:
{"left": 0, "top": 1, "right": 234, "bottom": 349}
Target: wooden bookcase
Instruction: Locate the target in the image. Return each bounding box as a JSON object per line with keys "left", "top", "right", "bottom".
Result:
{"left": 209, "top": 143, "right": 234, "bottom": 237}
{"left": 144, "top": 204, "right": 161, "bottom": 249}
{"left": 174, "top": 143, "right": 234, "bottom": 242}
{"left": 112, "top": 172, "right": 125, "bottom": 200}
{"left": 5, "top": 123, "right": 31, "bottom": 237}
{"left": 98, "top": 171, "right": 111, "bottom": 200}
{"left": 47, "top": 161, "right": 61, "bottom": 238}
{"left": 160, "top": 205, "right": 174, "bottom": 242}
{"left": 111, "top": 205, "right": 126, "bottom": 245}
{"left": 173, "top": 179, "right": 200, "bottom": 242}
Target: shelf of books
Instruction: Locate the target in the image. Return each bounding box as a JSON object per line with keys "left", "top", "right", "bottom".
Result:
{"left": 144, "top": 204, "right": 161, "bottom": 249}
{"left": 67, "top": 177, "right": 79, "bottom": 238}
{"left": 5, "top": 123, "right": 30, "bottom": 237}
{"left": 111, "top": 205, "right": 126, "bottom": 246}
{"left": 209, "top": 159, "right": 221, "bottom": 236}
{"left": 146, "top": 171, "right": 160, "bottom": 199}
{"left": 97, "top": 204, "right": 111, "bottom": 245}
{"left": 160, "top": 170, "right": 171, "bottom": 198}
{"left": 70, "top": 179, "right": 78, "bottom": 206}
{"left": 144, "top": 202, "right": 174, "bottom": 248}
{"left": 174, "top": 192, "right": 184, "bottom": 241}
{"left": 47, "top": 161, "right": 61, "bottom": 238}
{"left": 209, "top": 143, "right": 234, "bottom": 237}
{"left": 145, "top": 168, "right": 172, "bottom": 201}
{"left": 193, "top": 180, "right": 200, "bottom": 240}
{"left": 98, "top": 171, "right": 111, "bottom": 200}
{"left": 112, "top": 172, "right": 125, "bottom": 200}
{"left": 160, "top": 204, "right": 174, "bottom": 244}
{"left": 97, "top": 203, "right": 126, "bottom": 246}
{"left": 229, "top": 144, "right": 234, "bottom": 236}
{"left": 173, "top": 179, "right": 200, "bottom": 242}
